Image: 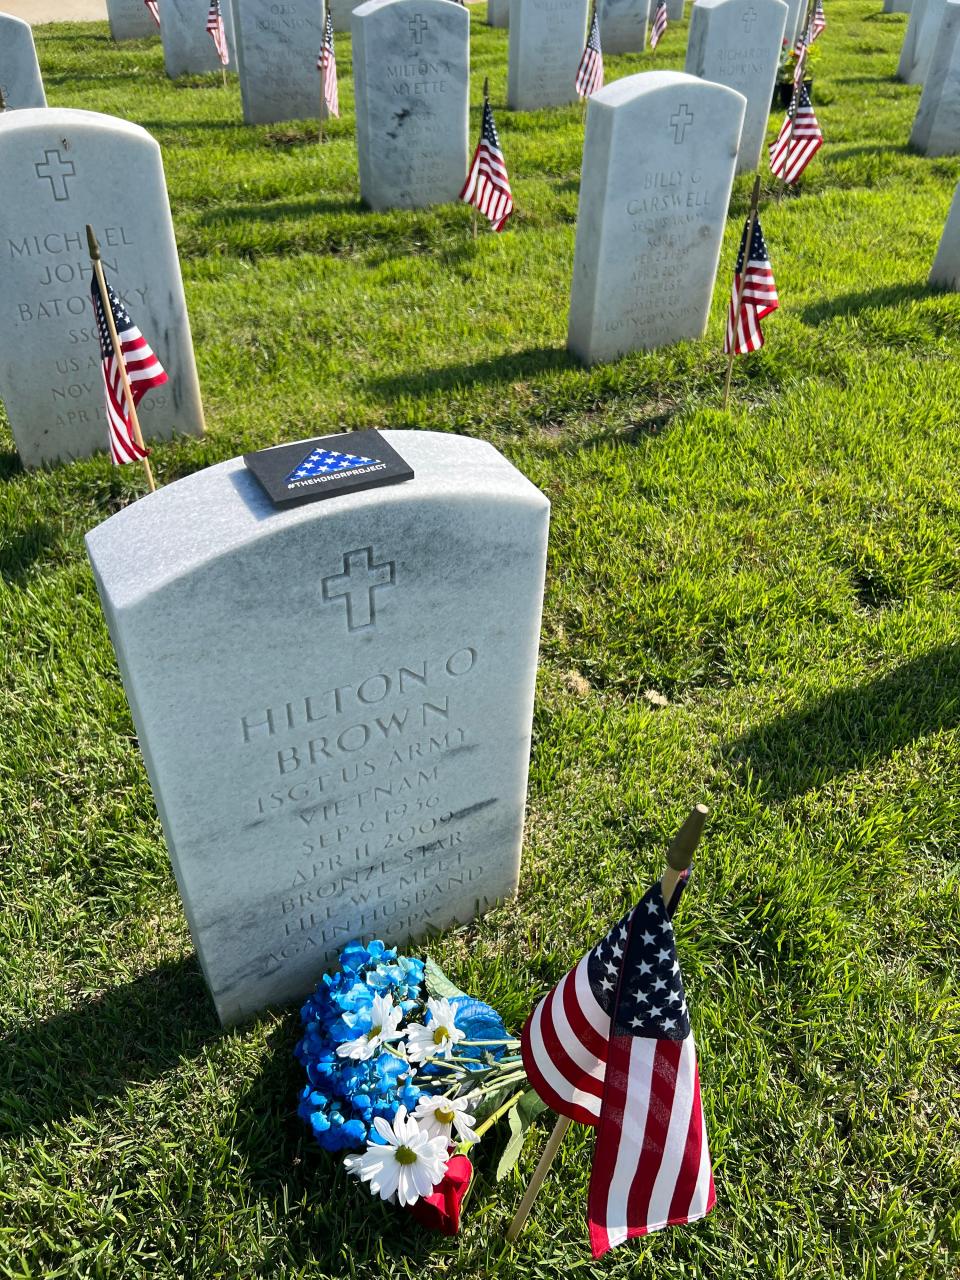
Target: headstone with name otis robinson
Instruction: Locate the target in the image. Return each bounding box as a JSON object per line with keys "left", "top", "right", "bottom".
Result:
{"left": 85, "top": 431, "right": 550, "bottom": 1026}
{"left": 567, "top": 71, "right": 745, "bottom": 364}
{"left": 106, "top": 0, "right": 159, "bottom": 40}
{"left": 685, "top": 0, "right": 788, "bottom": 174}
{"left": 0, "top": 108, "right": 204, "bottom": 468}
{"left": 507, "top": 0, "right": 589, "bottom": 110}
{"left": 160, "top": 0, "right": 236, "bottom": 76}
{"left": 909, "top": 0, "right": 960, "bottom": 153}
{"left": 0, "top": 12, "right": 47, "bottom": 109}
{"left": 352, "top": 0, "right": 469, "bottom": 210}
{"left": 232, "top": 0, "right": 324, "bottom": 125}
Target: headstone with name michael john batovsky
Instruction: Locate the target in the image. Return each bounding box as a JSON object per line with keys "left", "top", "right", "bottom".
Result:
{"left": 567, "top": 71, "right": 745, "bottom": 364}
{"left": 352, "top": 0, "right": 469, "bottom": 210}
{"left": 232, "top": 0, "right": 325, "bottom": 125}
{"left": 508, "top": 0, "right": 589, "bottom": 110}
{"left": 85, "top": 430, "right": 550, "bottom": 1026}
{"left": 685, "top": 0, "right": 788, "bottom": 174}
{"left": 909, "top": 0, "right": 960, "bottom": 154}
{"left": 930, "top": 176, "right": 960, "bottom": 288}
{"left": 0, "top": 108, "right": 204, "bottom": 469}
{"left": 160, "top": 0, "right": 236, "bottom": 76}
{"left": 0, "top": 12, "right": 47, "bottom": 108}
{"left": 106, "top": 0, "right": 159, "bottom": 40}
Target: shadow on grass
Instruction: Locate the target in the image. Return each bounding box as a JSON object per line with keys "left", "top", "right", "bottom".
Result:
{"left": 0, "top": 957, "right": 219, "bottom": 1137}
{"left": 363, "top": 346, "right": 571, "bottom": 400}
{"left": 725, "top": 644, "right": 960, "bottom": 800}
{"left": 0, "top": 522, "right": 58, "bottom": 584}
{"left": 0, "top": 450, "right": 24, "bottom": 482}
{"left": 196, "top": 195, "right": 363, "bottom": 226}
{"left": 801, "top": 280, "right": 931, "bottom": 324}
{"left": 825, "top": 142, "right": 913, "bottom": 160}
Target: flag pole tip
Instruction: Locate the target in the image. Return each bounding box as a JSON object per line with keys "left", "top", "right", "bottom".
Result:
{"left": 86, "top": 224, "right": 100, "bottom": 259}
{"left": 665, "top": 804, "right": 709, "bottom": 870}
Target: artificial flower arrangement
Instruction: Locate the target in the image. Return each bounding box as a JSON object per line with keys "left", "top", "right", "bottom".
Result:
{"left": 295, "top": 938, "right": 543, "bottom": 1235}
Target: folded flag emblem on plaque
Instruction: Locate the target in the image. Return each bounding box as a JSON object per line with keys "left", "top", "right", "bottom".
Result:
{"left": 286, "top": 447, "right": 380, "bottom": 484}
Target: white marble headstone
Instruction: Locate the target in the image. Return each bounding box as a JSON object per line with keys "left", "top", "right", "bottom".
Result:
{"left": 597, "top": 0, "right": 651, "bottom": 55}
{"left": 86, "top": 431, "right": 550, "bottom": 1026}
{"left": 685, "top": 0, "right": 787, "bottom": 173}
{"left": 783, "top": 0, "right": 804, "bottom": 45}
{"left": 884, "top": 0, "right": 912, "bottom": 11}
{"left": 160, "top": 0, "right": 236, "bottom": 76}
{"left": 666, "top": 0, "right": 685, "bottom": 18}
{"left": 0, "top": 109, "right": 204, "bottom": 468}
{"left": 0, "top": 12, "right": 47, "bottom": 109}
{"left": 352, "top": 0, "right": 469, "bottom": 211}
{"left": 487, "top": 0, "right": 509, "bottom": 25}
{"left": 897, "top": 0, "right": 945, "bottom": 82}
{"left": 930, "top": 177, "right": 960, "bottom": 287}
{"left": 568, "top": 71, "right": 745, "bottom": 364}
{"left": 328, "top": 0, "right": 359, "bottom": 28}
{"left": 233, "top": 0, "right": 324, "bottom": 124}
{"left": 910, "top": 0, "right": 960, "bottom": 152}
{"left": 107, "top": 0, "right": 159, "bottom": 40}
{"left": 507, "top": 0, "right": 589, "bottom": 110}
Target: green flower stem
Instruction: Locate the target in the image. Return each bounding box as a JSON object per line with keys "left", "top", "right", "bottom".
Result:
{"left": 457, "top": 1039, "right": 521, "bottom": 1048}
{"left": 472, "top": 1088, "right": 527, "bottom": 1140}
{"left": 473, "top": 1071, "right": 527, "bottom": 1098}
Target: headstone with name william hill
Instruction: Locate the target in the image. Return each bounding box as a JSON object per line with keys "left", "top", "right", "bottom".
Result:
{"left": 85, "top": 431, "right": 550, "bottom": 1026}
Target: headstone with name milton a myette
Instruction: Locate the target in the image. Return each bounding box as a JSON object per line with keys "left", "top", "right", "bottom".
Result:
{"left": 85, "top": 430, "right": 550, "bottom": 1026}
{"left": 568, "top": 71, "right": 745, "bottom": 364}
{"left": 0, "top": 12, "right": 47, "bottom": 108}
{"left": 0, "top": 108, "right": 204, "bottom": 468}
{"left": 232, "top": 0, "right": 324, "bottom": 124}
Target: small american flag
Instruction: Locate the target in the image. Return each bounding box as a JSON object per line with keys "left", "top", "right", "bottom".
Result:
{"left": 144, "top": 0, "right": 160, "bottom": 28}
{"left": 792, "top": 28, "right": 807, "bottom": 87}
{"left": 460, "top": 97, "right": 514, "bottom": 232}
{"left": 811, "top": 0, "right": 826, "bottom": 39}
{"left": 318, "top": 10, "right": 339, "bottom": 117}
{"left": 649, "top": 0, "right": 667, "bottom": 48}
{"left": 90, "top": 277, "right": 167, "bottom": 467}
{"left": 206, "top": 0, "right": 229, "bottom": 65}
{"left": 724, "top": 215, "right": 779, "bottom": 356}
{"left": 769, "top": 85, "right": 822, "bottom": 183}
{"left": 521, "top": 873, "right": 714, "bottom": 1258}
{"left": 575, "top": 9, "right": 604, "bottom": 99}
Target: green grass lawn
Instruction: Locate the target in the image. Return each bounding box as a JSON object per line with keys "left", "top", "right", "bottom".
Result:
{"left": 2, "top": 2, "right": 960, "bottom": 1276}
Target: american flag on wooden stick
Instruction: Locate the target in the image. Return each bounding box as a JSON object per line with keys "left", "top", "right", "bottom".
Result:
{"left": 649, "top": 0, "right": 667, "bottom": 48}
{"left": 144, "top": 0, "right": 160, "bottom": 28}
{"left": 521, "top": 872, "right": 714, "bottom": 1258}
{"left": 575, "top": 9, "right": 604, "bottom": 99}
{"left": 206, "top": 0, "right": 229, "bottom": 65}
{"left": 811, "top": 0, "right": 826, "bottom": 39}
{"left": 460, "top": 96, "right": 514, "bottom": 232}
{"left": 769, "top": 85, "right": 822, "bottom": 183}
{"left": 318, "top": 10, "right": 339, "bottom": 117}
{"left": 90, "top": 278, "right": 167, "bottom": 466}
{"left": 724, "top": 215, "right": 779, "bottom": 356}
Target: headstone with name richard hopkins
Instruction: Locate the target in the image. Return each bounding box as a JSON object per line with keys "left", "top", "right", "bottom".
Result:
{"left": 232, "top": 0, "right": 324, "bottom": 124}
{"left": 0, "top": 109, "right": 204, "bottom": 469}
{"left": 567, "top": 71, "right": 745, "bottom": 364}
{"left": 910, "top": 0, "right": 960, "bottom": 153}
{"left": 106, "top": 0, "right": 159, "bottom": 40}
{"left": 85, "top": 430, "right": 550, "bottom": 1026}
{"left": 685, "top": 0, "right": 788, "bottom": 173}
{"left": 160, "top": 0, "right": 236, "bottom": 76}
{"left": 507, "top": 0, "right": 589, "bottom": 110}
{"left": 352, "top": 0, "right": 469, "bottom": 210}
{"left": 0, "top": 12, "right": 47, "bottom": 108}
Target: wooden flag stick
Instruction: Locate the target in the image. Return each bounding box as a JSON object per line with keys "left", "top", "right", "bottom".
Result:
{"left": 505, "top": 802, "right": 709, "bottom": 1244}
{"left": 86, "top": 224, "right": 156, "bottom": 493}
{"left": 722, "top": 173, "right": 762, "bottom": 410}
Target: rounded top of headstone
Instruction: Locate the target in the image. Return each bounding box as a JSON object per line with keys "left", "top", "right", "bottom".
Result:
{"left": 691, "top": 0, "right": 787, "bottom": 12}
{"left": 0, "top": 9, "right": 33, "bottom": 30}
{"left": 589, "top": 69, "right": 747, "bottom": 112}
{"left": 352, "top": 0, "right": 469, "bottom": 18}
{"left": 0, "top": 106, "right": 158, "bottom": 149}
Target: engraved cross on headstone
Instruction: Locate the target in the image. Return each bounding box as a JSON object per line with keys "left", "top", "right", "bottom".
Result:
{"left": 741, "top": 5, "right": 758, "bottom": 30}
{"left": 321, "top": 547, "right": 396, "bottom": 631}
{"left": 35, "top": 148, "right": 76, "bottom": 201}
{"left": 669, "top": 105, "right": 694, "bottom": 144}
{"left": 409, "top": 13, "right": 428, "bottom": 42}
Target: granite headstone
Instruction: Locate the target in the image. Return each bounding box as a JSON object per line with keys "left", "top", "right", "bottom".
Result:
{"left": 507, "top": 0, "right": 589, "bottom": 110}
{"left": 685, "top": 0, "right": 787, "bottom": 173}
{"left": 0, "top": 12, "right": 47, "bottom": 109}
{"left": 352, "top": 0, "right": 469, "bottom": 210}
{"left": 910, "top": 0, "right": 960, "bottom": 152}
{"left": 930, "top": 177, "right": 960, "bottom": 287}
{"left": 233, "top": 0, "right": 324, "bottom": 124}
{"left": 86, "top": 430, "right": 550, "bottom": 1026}
{"left": 160, "top": 0, "right": 236, "bottom": 76}
{"left": 0, "top": 109, "right": 204, "bottom": 468}
{"left": 568, "top": 71, "right": 745, "bottom": 363}
{"left": 106, "top": 0, "right": 159, "bottom": 40}
{"left": 597, "top": 0, "right": 651, "bottom": 54}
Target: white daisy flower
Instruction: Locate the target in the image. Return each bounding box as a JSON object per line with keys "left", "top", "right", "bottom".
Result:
{"left": 336, "top": 992, "right": 405, "bottom": 1061}
{"left": 343, "top": 1105, "right": 449, "bottom": 1206}
{"left": 414, "top": 1093, "right": 479, "bottom": 1145}
{"left": 405, "top": 997, "right": 467, "bottom": 1062}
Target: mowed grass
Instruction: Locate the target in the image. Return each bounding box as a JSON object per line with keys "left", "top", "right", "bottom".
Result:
{"left": 2, "top": 3, "right": 960, "bottom": 1277}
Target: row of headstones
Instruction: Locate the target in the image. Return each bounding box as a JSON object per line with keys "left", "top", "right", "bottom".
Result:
{"left": 898, "top": 0, "right": 960, "bottom": 155}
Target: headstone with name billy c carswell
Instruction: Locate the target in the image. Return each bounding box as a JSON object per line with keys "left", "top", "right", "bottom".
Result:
{"left": 0, "top": 109, "right": 204, "bottom": 469}
{"left": 567, "top": 71, "right": 745, "bottom": 364}
{"left": 233, "top": 0, "right": 324, "bottom": 124}
{"left": 930, "top": 177, "right": 960, "bottom": 287}
{"left": 685, "top": 0, "right": 788, "bottom": 173}
{"left": 597, "top": 0, "right": 651, "bottom": 54}
{"left": 508, "top": 0, "right": 589, "bottom": 110}
{"left": 106, "top": 0, "right": 159, "bottom": 40}
{"left": 85, "top": 430, "right": 550, "bottom": 1026}
{"left": 0, "top": 12, "right": 47, "bottom": 108}
{"left": 352, "top": 0, "right": 469, "bottom": 210}
{"left": 910, "top": 0, "right": 960, "bottom": 152}
{"left": 160, "top": 0, "right": 236, "bottom": 76}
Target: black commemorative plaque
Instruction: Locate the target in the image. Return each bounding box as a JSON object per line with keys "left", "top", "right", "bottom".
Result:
{"left": 244, "top": 430, "right": 414, "bottom": 507}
